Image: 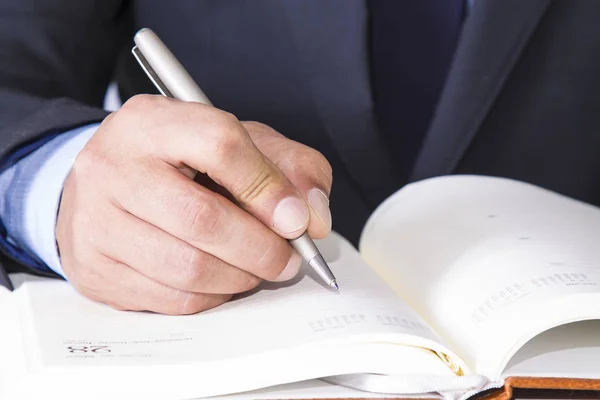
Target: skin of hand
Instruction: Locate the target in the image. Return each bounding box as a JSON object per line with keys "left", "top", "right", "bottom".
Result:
{"left": 56, "top": 95, "right": 333, "bottom": 315}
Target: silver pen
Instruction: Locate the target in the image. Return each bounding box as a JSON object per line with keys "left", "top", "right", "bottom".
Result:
{"left": 132, "top": 28, "right": 339, "bottom": 290}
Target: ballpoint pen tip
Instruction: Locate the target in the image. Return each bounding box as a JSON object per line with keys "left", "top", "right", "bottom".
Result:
{"left": 330, "top": 281, "right": 339, "bottom": 290}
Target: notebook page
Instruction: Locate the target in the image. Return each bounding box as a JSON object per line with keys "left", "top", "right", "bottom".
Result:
{"left": 0, "top": 282, "right": 35, "bottom": 400}
{"left": 207, "top": 379, "right": 435, "bottom": 399}
{"left": 15, "top": 232, "right": 460, "bottom": 399}
{"left": 360, "top": 175, "right": 600, "bottom": 379}
{"left": 504, "top": 320, "right": 600, "bottom": 379}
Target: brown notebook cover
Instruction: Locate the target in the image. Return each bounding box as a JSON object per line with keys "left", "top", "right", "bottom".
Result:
{"left": 278, "top": 377, "right": 600, "bottom": 400}
{"left": 476, "top": 377, "right": 600, "bottom": 400}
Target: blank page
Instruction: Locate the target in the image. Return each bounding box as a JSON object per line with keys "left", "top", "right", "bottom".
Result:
{"left": 504, "top": 320, "right": 600, "bottom": 379}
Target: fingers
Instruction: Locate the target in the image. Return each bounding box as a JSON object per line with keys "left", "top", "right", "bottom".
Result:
{"left": 58, "top": 95, "right": 333, "bottom": 316}
{"left": 71, "top": 256, "right": 231, "bottom": 315}
{"left": 242, "top": 121, "right": 333, "bottom": 239}
{"left": 108, "top": 162, "right": 302, "bottom": 282}
{"left": 98, "top": 207, "right": 266, "bottom": 294}
{"left": 121, "top": 95, "right": 311, "bottom": 239}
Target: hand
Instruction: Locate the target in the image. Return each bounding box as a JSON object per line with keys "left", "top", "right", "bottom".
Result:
{"left": 56, "top": 95, "right": 333, "bottom": 315}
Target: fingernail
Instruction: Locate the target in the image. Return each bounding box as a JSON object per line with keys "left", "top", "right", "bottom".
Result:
{"left": 274, "top": 251, "right": 302, "bottom": 281}
{"left": 308, "top": 188, "right": 332, "bottom": 230}
{"left": 272, "top": 197, "right": 309, "bottom": 234}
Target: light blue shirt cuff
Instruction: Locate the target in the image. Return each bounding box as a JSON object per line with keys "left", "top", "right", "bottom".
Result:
{"left": 0, "top": 124, "right": 99, "bottom": 278}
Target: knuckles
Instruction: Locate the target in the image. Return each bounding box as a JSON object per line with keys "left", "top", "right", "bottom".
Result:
{"left": 173, "top": 247, "right": 214, "bottom": 290}
{"left": 254, "top": 241, "right": 292, "bottom": 281}
{"left": 241, "top": 121, "right": 283, "bottom": 138}
{"left": 173, "top": 293, "right": 198, "bottom": 315}
{"left": 70, "top": 135, "right": 126, "bottom": 185}
{"left": 211, "top": 128, "right": 245, "bottom": 166}
{"left": 283, "top": 146, "right": 333, "bottom": 190}
{"left": 173, "top": 292, "right": 232, "bottom": 315}
{"left": 98, "top": 97, "right": 258, "bottom": 174}
{"left": 178, "top": 191, "right": 223, "bottom": 242}
{"left": 211, "top": 110, "right": 240, "bottom": 130}
{"left": 296, "top": 147, "right": 332, "bottom": 180}
{"left": 173, "top": 246, "right": 262, "bottom": 294}
{"left": 71, "top": 145, "right": 106, "bottom": 179}
{"left": 120, "top": 93, "right": 169, "bottom": 114}
{"left": 207, "top": 112, "right": 247, "bottom": 165}
{"left": 67, "top": 256, "right": 101, "bottom": 296}
{"left": 304, "top": 148, "right": 333, "bottom": 186}
{"left": 110, "top": 94, "right": 163, "bottom": 130}
{"left": 120, "top": 96, "right": 249, "bottom": 169}
{"left": 238, "top": 274, "right": 262, "bottom": 292}
{"left": 108, "top": 94, "right": 174, "bottom": 140}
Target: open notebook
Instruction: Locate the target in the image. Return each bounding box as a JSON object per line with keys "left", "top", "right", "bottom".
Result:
{"left": 1, "top": 175, "right": 600, "bottom": 400}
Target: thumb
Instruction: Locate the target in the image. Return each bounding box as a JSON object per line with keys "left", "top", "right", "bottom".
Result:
{"left": 285, "top": 178, "right": 332, "bottom": 240}
{"left": 242, "top": 122, "right": 333, "bottom": 239}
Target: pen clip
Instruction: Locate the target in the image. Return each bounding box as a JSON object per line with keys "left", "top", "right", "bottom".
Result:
{"left": 131, "top": 46, "right": 174, "bottom": 98}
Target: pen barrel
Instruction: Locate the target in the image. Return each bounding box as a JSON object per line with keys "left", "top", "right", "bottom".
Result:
{"left": 289, "top": 234, "right": 336, "bottom": 285}
{"left": 308, "top": 254, "right": 336, "bottom": 285}
{"left": 288, "top": 232, "right": 319, "bottom": 260}
{"left": 134, "top": 28, "right": 212, "bottom": 105}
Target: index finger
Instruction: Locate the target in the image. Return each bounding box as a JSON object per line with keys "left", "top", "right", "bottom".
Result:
{"left": 133, "top": 97, "right": 311, "bottom": 239}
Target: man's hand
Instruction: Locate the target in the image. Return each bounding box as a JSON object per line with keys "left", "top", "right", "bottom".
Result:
{"left": 56, "top": 95, "right": 332, "bottom": 315}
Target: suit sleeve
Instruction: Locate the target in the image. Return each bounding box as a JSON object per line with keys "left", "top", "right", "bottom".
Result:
{"left": 0, "top": 0, "right": 133, "bottom": 276}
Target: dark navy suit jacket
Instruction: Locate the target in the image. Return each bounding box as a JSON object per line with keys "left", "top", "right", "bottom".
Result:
{"left": 1, "top": 0, "right": 600, "bottom": 287}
